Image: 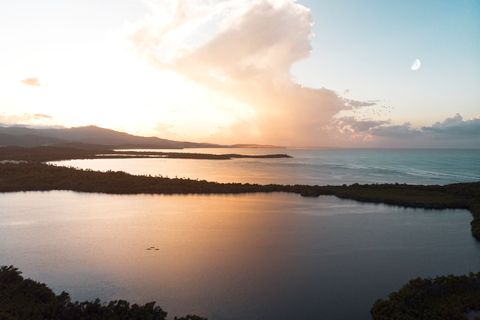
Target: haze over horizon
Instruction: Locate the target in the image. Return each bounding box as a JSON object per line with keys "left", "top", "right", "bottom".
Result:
{"left": 1, "top": 0, "right": 479, "bottom": 148}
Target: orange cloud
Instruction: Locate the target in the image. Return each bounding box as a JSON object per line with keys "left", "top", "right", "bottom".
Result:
{"left": 20, "top": 78, "right": 44, "bottom": 87}
{"left": 0, "top": 113, "right": 53, "bottom": 125}
{"left": 128, "top": 0, "right": 371, "bottom": 146}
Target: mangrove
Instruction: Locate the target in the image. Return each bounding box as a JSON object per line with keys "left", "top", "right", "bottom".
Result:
{"left": 370, "top": 272, "right": 480, "bottom": 320}
{"left": 0, "top": 265, "right": 207, "bottom": 320}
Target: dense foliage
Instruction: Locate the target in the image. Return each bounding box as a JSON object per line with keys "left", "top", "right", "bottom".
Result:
{"left": 0, "top": 265, "right": 207, "bottom": 320}
{"left": 370, "top": 272, "right": 480, "bottom": 319}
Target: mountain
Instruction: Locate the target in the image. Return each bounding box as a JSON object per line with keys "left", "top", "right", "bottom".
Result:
{"left": 0, "top": 133, "right": 64, "bottom": 147}
{"left": 0, "top": 125, "right": 225, "bottom": 149}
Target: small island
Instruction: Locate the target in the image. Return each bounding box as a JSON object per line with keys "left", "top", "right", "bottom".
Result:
{"left": 0, "top": 145, "right": 291, "bottom": 162}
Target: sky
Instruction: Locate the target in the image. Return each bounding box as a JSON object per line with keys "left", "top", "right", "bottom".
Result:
{"left": 0, "top": 0, "right": 479, "bottom": 148}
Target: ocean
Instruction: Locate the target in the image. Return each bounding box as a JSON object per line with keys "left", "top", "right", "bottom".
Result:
{"left": 53, "top": 148, "right": 480, "bottom": 186}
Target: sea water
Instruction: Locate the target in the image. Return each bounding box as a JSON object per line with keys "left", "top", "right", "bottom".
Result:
{"left": 1, "top": 148, "right": 480, "bottom": 319}
{"left": 52, "top": 148, "right": 480, "bottom": 185}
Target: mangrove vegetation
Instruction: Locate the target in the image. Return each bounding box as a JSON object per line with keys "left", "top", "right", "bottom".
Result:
{"left": 0, "top": 265, "right": 206, "bottom": 320}
{"left": 370, "top": 272, "right": 480, "bottom": 320}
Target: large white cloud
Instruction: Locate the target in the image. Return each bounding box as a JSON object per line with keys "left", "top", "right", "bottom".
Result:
{"left": 128, "top": 0, "right": 370, "bottom": 146}
{"left": 126, "top": 0, "right": 479, "bottom": 148}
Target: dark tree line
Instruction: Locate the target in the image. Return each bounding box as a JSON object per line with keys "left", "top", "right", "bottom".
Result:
{"left": 371, "top": 272, "right": 480, "bottom": 319}
{"left": 0, "top": 265, "right": 207, "bottom": 320}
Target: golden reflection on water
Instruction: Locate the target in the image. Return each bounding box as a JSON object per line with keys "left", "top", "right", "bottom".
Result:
{"left": 51, "top": 148, "right": 480, "bottom": 186}
{"left": 1, "top": 191, "right": 479, "bottom": 320}
{"left": 52, "top": 157, "right": 301, "bottom": 184}
{"left": 1, "top": 191, "right": 310, "bottom": 317}
{"left": 93, "top": 192, "right": 307, "bottom": 316}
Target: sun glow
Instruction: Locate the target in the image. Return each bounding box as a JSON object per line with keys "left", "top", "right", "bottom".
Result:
{"left": 6, "top": 36, "right": 251, "bottom": 140}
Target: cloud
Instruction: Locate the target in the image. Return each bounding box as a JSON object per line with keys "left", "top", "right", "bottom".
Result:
{"left": 343, "top": 99, "right": 376, "bottom": 109}
{"left": 422, "top": 114, "right": 480, "bottom": 138}
{"left": 336, "top": 116, "right": 390, "bottom": 133}
{"left": 337, "top": 113, "right": 480, "bottom": 146}
{"left": 128, "top": 0, "right": 373, "bottom": 146}
{"left": 130, "top": 122, "right": 180, "bottom": 140}
{"left": 153, "top": 122, "right": 175, "bottom": 133}
{"left": 170, "top": 108, "right": 182, "bottom": 113}
{"left": 33, "top": 114, "right": 53, "bottom": 120}
{"left": 126, "top": 1, "right": 479, "bottom": 148}
{"left": 333, "top": 117, "right": 422, "bottom": 146}
{"left": 370, "top": 122, "right": 422, "bottom": 139}
{"left": 20, "top": 78, "right": 44, "bottom": 87}
{"left": 0, "top": 113, "right": 54, "bottom": 126}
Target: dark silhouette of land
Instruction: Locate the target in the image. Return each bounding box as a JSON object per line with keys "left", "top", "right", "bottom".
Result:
{"left": 0, "top": 125, "right": 287, "bottom": 150}
{"left": 0, "top": 265, "right": 206, "bottom": 320}
{"left": 370, "top": 272, "right": 480, "bottom": 319}
{"left": 0, "top": 125, "right": 224, "bottom": 149}
{"left": 0, "top": 145, "right": 291, "bottom": 162}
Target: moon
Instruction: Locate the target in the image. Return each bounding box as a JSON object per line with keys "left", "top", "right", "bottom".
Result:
{"left": 411, "top": 59, "right": 421, "bottom": 71}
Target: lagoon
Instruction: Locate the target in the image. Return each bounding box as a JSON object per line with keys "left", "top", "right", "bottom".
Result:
{"left": 1, "top": 191, "right": 479, "bottom": 319}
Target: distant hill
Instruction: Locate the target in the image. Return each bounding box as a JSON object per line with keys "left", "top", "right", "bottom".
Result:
{"left": 0, "top": 125, "right": 225, "bottom": 149}
{"left": 0, "top": 133, "right": 64, "bottom": 147}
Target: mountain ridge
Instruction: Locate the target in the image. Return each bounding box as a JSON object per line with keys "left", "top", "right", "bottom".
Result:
{"left": 0, "top": 125, "right": 226, "bottom": 149}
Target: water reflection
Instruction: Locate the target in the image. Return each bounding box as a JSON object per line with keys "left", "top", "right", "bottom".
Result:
{"left": 0, "top": 191, "right": 479, "bottom": 320}
{"left": 51, "top": 148, "right": 480, "bottom": 185}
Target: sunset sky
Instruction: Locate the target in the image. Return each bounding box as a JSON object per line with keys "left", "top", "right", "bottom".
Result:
{"left": 1, "top": 0, "right": 479, "bottom": 148}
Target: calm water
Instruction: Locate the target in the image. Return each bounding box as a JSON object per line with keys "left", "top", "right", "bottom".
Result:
{"left": 1, "top": 192, "right": 480, "bottom": 320}
{"left": 2, "top": 149, "right": 480, "bottom": 319}
{"left": 52, "top": 148, "right": 480, "bottom": 185}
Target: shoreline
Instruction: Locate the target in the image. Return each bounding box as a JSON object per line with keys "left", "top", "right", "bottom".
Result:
{"left": 1, "top": 161, "right": 479, "bottom": 240}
